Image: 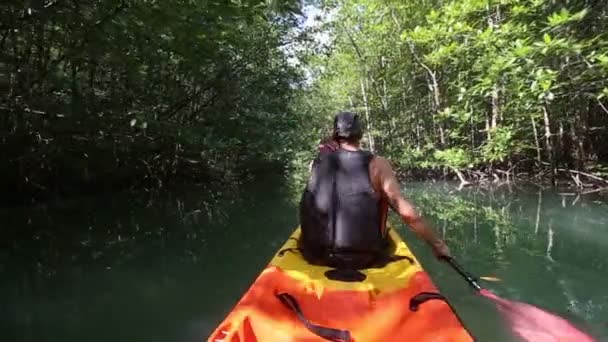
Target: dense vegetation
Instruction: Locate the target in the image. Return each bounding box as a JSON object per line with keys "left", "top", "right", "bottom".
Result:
{"left": 1, "top": 0, "right": 304, "bottom": 205}
{"left": 3, "top": 0, "right": 608, "bottom": 206}
{"left": 2, "top": 4, "right": 607, "bottom": 338}
{"left": 291, "top": 0, "right": 608, "bottom": 190}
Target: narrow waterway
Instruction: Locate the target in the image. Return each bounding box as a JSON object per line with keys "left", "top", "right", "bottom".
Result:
{"left": 1, "top": 175, "right": 606, "bottom": 341}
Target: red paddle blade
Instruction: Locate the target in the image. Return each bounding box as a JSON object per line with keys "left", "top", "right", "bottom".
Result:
{"left": 479, "top": 289, "right": 596, "bottom": 342}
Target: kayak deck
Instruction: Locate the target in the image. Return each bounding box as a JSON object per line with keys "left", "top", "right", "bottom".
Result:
{"left": 208, "top": 227, "right": 474, "bottom": 342}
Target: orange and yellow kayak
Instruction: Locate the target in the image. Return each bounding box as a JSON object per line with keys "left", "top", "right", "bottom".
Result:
{"left": 208, "top": 227, "right": 475, "bottom": 342}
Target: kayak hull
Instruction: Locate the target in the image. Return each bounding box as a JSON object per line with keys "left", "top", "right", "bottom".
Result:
{"left": 208, "top": 228, "right": 474, "bottom": 342}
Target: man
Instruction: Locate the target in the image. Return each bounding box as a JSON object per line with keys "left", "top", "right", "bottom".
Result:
{"left": 299, "top": 111, "right": 451, "bottom": 269}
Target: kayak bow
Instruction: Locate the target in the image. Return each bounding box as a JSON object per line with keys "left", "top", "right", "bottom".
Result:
{"left": 208, "top": 227, "right": 475, "bottom": 342}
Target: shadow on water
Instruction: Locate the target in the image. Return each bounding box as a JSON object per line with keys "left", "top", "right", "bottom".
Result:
{"left": 0, "top": 172, "right": 299, "bottom": 342}
{"left": 1, "top": 177, "right": 606, "bottom": 341}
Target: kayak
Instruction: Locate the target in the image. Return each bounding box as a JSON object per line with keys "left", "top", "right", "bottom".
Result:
{"left": 208, "top": 227, "right": 475, "bottom": 342}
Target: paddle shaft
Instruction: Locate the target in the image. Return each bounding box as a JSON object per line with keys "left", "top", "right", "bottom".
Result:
{"left": 443, "top": 257, "right": 482, "bottom": 291}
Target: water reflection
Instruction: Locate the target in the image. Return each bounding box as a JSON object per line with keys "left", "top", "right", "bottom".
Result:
{"left": 0, "top": 176, "right": 296, "bottom": 342}
{"left": 398, "top": 182, "right": 607, "bottom": 340}
{"left": 0, "top": 179, "right": 606, "bottom": 341}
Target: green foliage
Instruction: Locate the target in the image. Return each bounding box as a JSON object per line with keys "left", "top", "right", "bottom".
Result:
{"left": 290, "top": 0, "right": 608, "bottom": 184}
{"left": 434, "top": 148, "right": 473, "bottom": 169}
{"left": 393, "top": 147, "right": 426, "bottom": 169}
{"left": 481, "top": 127, "right": 516, "bottom": 163}
{"left": 1, "top": 0, "right": 305, "bottom": 201}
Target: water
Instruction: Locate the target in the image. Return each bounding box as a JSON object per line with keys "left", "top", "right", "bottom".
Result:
{"left": 1, "top": 175, "right": 606, "bottom": 341}
{"left": 399, "top": 182, "right": 608, "bottom": 341}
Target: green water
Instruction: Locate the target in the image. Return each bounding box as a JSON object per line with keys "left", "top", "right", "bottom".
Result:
{"left": 1, "top": 175, "right": 607, "bottom": 341}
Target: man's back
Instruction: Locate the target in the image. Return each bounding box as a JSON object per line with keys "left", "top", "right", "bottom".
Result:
{"left": 340, "top": 146, "right": 394, "bottom": 206}
{"left": 298, "top": 149, "right": 389, "bottom": 269}
{"left": 299, "top": 111, "right": 451, "bottom": 266}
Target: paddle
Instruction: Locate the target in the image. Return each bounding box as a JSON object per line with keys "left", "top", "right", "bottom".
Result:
{"left": 441, "top": 256, "right": 597, "bottom": 342}
{"left": 479, "top": 276, "right": 501, "bottom": 282}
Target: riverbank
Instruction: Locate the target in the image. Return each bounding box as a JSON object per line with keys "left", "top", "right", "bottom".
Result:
{"left": 0, "top": 118, "right": 290, "bottom": 207}
{"left": 0, "top": 133, "right": 223, "bottom": 207}
{"left": 283, "top": 151, "right": 608, "bottom": 206}
{"left": 6, "top": 128, "right": 607, "bottom": 208}
{"left": 395, "top": 162, "right": 608, "bottom": 195}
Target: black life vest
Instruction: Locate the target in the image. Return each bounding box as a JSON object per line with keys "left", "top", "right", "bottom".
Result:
{"left": 298, "top": 149, "right": 388, "bottom": 267}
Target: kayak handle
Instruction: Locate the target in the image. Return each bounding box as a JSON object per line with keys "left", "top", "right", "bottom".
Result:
{"left": 276, "top": 293, "right": 352, "bottom": 342}
{"left": 409, "top": 292, "right": 448, "bottom": 311}
{"left": 441, "top": 256, "right": 482, "bottom": 292}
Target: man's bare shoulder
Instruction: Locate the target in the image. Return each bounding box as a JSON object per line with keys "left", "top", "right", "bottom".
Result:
{"left": 369, "top": 155, "right": 398, "bottom": 193}
{"left": 370, "top": 155, "right": 394, "bottom": 175}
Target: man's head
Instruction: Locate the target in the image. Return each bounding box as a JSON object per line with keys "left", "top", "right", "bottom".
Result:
{"left": 333, "top": 111, "right": 363, "bottom": 143}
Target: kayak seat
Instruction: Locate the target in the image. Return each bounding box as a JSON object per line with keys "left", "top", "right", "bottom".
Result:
{"left": 324, "top": 268, "right": 367, "bottom": 282}
{"left": 278, "top": 230, "right": 416, "bottom": 271}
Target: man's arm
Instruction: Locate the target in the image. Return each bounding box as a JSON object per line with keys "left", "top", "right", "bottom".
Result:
{"left": 373, "top": 157, "right": 451, "bottom": 259}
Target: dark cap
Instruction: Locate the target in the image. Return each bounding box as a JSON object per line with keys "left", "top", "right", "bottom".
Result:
{"left": 333, "top": 111, "right": 363, "bottom": 140}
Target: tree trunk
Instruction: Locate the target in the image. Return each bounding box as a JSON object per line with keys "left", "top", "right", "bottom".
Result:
{"left": 70, "top": 63, "right": 80, "bottom": 117}
{"left": 571, "top": 117, "right": 585, "bottom": 170}
{"left": 408, "top": 41, "right": 443, "bottom": 147}
{"left": 360, "top": 77, "right": 375, "bottom": 153}
{"left": 485, "top": 116, "right": 491, "bottom": 141}
{"left": 491, "top": 86, "right": 499, "bottom": 130}
{"left": 531, "top": 115, "right": 542, "bottom": 163}
{"left": 542, "top": 104, "right": 556, "bottom": 184}
{"left": 487, "top": 4, "right": 502, "bottom": 140}
{"left": 416, "top": 122, "right": 421, "bottom": 150}
{"left": 0, "top": 28, "right": 9, "bottom": 52}
{"left": 398, "top": 74, "right": 409, "bottom": 146}
{"left": 348, "top": 96, "right": 355, "bottom": 110}
{"left": 10, "top": 26, "right": 23, "bottom": 133}
{"left": 371, "top": 57, "right": 394, "bottom": 145}
{"left": 382, "top": 67, "right": 397, "bottom": 144}
{"left": 558, "top": 120, "right": 564, "bottom": 164}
